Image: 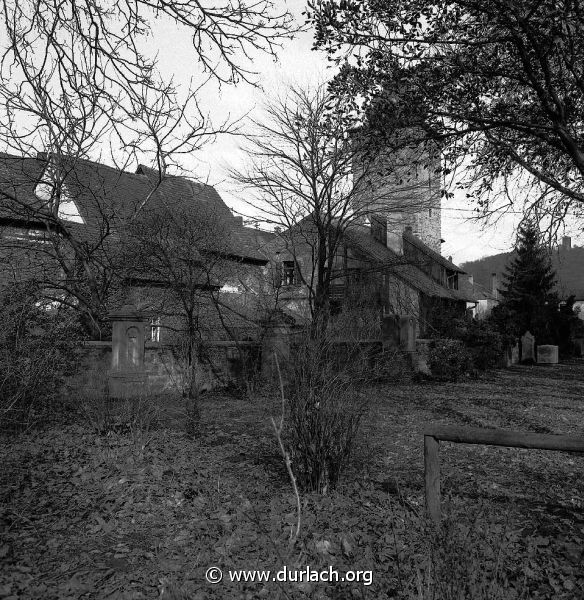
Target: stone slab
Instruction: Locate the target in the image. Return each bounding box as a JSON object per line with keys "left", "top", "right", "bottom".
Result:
{"left": 537, "top": 345, "right": 559, "bottom": 364}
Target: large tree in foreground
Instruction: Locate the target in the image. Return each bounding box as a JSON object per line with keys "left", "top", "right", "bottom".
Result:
{"left": 231, "top": 84, "right": 436, "bottom": 329}
{"left": 308, "top": 0, "right": 584, "bottom": 237}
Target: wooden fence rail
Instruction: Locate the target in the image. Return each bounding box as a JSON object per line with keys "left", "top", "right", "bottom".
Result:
{"left": 424, "top": 425, "right": 584, "bottom": 524}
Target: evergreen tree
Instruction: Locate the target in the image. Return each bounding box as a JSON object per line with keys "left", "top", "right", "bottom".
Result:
{"left": 494, "top": 224, "right": 558, "bottom": 342}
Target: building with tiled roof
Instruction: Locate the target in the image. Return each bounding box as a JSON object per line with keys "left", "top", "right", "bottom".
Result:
{"left": 276, "top": 216, "right": 473, "bottom": 337}
{"left": 0, "top": 152, "right": 275, "bottom": 338}
{"left": 271, "top": 133, "right": 473, "bottom": 336}
{"left": 0, "top": 152, "right": 271, "bottom": 261}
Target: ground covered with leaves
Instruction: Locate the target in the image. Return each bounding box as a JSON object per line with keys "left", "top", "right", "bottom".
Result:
{"left": 1, "top": 362, "right": 584, "bottom": 599}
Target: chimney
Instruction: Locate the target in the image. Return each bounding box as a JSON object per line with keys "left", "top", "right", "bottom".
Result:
{"left": 562, "top": 236, "right": 572, "bottom": 251}
{"left": 386, "top": 232, "right": 403, "bottom": 254}
{"left": 371, "top": 215, "right": 388, "bottom": 246}
{"left": 448, "top": 255, "right": 453, "bottom": 262}
{"left": 490, "top": 273, "right": 498, "bottom": 299}
{"left": 468, "top": 274, "right": 474, "bottom": 285}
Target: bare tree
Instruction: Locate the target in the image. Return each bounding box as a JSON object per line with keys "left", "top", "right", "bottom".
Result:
{"left": 122, "top": 201, "right": 233, "bottom": 428}
{"left": 230, "top": 83, "right": 438, "bottom": 329}
{"left": 123, "top": 199, "right": 273, "bottom": 425}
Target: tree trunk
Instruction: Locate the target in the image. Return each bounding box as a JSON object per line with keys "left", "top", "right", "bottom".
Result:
{"left": 185, "top": 341, "right": 200, "bottom": 435}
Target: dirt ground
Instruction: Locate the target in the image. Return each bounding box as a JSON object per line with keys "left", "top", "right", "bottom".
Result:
{"left": 1, "top": 362, "right": 584, "bottom": 599}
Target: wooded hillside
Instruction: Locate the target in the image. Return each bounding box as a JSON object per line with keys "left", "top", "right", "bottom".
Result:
{"left": 462, "top": 245, "right": 584, "bottom": 298}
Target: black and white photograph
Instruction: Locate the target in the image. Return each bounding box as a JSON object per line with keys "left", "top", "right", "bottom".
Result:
{"left": 1, "top": 0, "right": 584, "bottom": 598}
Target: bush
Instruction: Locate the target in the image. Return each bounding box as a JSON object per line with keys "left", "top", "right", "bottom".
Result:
{"left": 398, "top": 504, "right": 527, "bottom": 599}
{"left": 0, "top": 283, "right": 82, "bottom": 430}
{"left": 79, "top": 391, "right": 161, "bottom": 437}
{"left": 457, "top": 317, "right": 512, "bottom": 371}
{"left": 427, "top": 339, "right": 475, "bottom": 382}
{"left": 282, "top": 332, "right": 368, "bottom": 494}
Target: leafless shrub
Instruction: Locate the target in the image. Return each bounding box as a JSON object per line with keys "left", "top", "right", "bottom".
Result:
{"left": 281, "top": 330, "right": 369, "bottom": 494}
{"left": 0, "top": 282, "right": 81, "bottom": 431}
{"left": 399, "top": 505, "right": 527, "bottom": 599}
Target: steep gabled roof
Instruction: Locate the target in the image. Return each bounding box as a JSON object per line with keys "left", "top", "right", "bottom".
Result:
{"left": 0, "top": 152, "right": 269, "bottom": 263}
{"left": 0, "top": 153, "right": 46, "bottom": 223}
{"left": 457, "top": 277, "right": 498, "bottom": 303}
{"left": 344, "top": 224, "right": 473, "bottom": 302}
{"left": 403, "top": 229, "right": 466, "bottom": 273}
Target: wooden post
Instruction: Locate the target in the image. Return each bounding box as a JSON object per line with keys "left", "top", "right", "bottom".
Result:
{"left": 424, "top": 435, "right": 441, "bottom": 525}
{"left": 422, "top": 424, "right": 584, "bottom": 526}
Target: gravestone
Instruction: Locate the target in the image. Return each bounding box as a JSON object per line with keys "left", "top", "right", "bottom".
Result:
{"left": 520, "top": 331, "right": 535, "bottom": 363}
{"left": 504, "top": 345, "right": 513, "bottom": 368}
{"left": 108, "top": 304, "right": 149, "bottom": 398}
{"left": 537, "top": 345, "right": 559, "bottom": 364}
{"left": 414, "top": 339, "right": 432, "bottom": 375}
{"left": 511, "top": 342, "right": 520, "bottom": 365}
{"left": 381, "top": 315, "right": 400, "bottom": 348}
{"left": 399, "top": 316, "right": 416, "bottom": 352}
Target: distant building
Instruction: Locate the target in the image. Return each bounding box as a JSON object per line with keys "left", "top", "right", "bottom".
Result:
{"left": 460, "top": 273, "right": 500, "bottom": 319}
{"left": 462, "top": 235, "right": 584, "bottom": 320}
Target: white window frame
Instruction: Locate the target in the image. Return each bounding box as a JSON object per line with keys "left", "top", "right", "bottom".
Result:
{"left": 150, "top": 317, "right": 161, "bottom": 343}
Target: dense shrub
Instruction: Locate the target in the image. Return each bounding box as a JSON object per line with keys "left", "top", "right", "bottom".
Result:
{"left": 0, "top": 283, "right": 82, "bottom": 430}
{"left": 457, "top": 317, "right": 513, "bottom": 371}
{"left": 427, "top": 338, "right": 475, "bottom": 382}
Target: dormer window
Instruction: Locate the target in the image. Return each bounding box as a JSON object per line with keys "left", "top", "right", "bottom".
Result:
{"left": 56, "top": 198, "right": 84, "bottom": 223}
{"left": 35, "top": 162, "right": 85, "bottom": 224}
{"left": 446, "top": 271, "right": 458, "bottom": 290}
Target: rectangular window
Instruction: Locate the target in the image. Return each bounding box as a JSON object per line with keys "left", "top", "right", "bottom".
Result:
{"left": 283, "top": 261, "right": 297, "bottom": 286}
{"left": 446, "top": 272, "right": 458, "bottom": 290}
{"left": 150, "top": 317, "right": 161, "bottom": 342}
{"left": 3, "top": 228, "right": 50, "bottom": 244}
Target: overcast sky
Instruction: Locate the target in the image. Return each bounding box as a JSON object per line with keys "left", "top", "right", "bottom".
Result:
{"left": 133, "top": 5, "right": 584, "bottom": 264}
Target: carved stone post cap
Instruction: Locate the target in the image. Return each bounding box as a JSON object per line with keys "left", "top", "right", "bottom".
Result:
{"left": 108, "top": 304, "right": 146, "bottom": 321}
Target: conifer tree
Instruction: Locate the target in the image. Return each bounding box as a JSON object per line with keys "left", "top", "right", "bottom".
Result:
{"left": 494, "top": 224, "right": 558, "bottom": 342}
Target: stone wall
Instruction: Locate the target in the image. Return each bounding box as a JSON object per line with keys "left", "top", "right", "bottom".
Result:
{"left": 67, "top": 340, "right": 262, "bottom": 397}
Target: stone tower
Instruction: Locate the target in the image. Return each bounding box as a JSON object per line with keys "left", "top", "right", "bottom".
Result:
{"left": 354, "top": 136, "right": 442, "bottom": 254}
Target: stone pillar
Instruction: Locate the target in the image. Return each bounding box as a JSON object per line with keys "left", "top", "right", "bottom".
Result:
{"left": 108, "top": 304, "right": 149, "bottom": 398}
{"left": 399, "top": 315, "right": 416, "bottom": 352}
{"left": 414, "top": 339, "right": 432, "bottom": 375}
{"left": 261, "top": 319, "right": 292, "bottom": 382}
